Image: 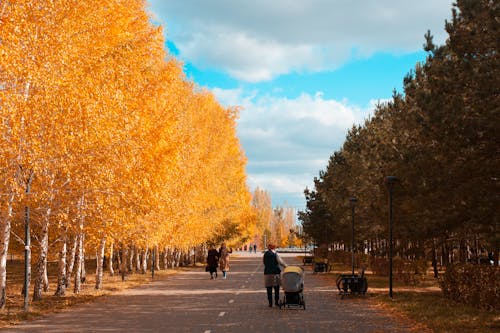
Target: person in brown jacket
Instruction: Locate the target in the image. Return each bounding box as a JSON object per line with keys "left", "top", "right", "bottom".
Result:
{"left": 218, "top": 243, "right": 232, "bottom": 279}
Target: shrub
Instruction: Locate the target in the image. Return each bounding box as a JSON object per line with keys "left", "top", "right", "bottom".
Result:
{"left": 439, "top": 263, "right": 500, "bottom": 311}
{"left": 368, "top": 256, "right": 428, "bottom": 285}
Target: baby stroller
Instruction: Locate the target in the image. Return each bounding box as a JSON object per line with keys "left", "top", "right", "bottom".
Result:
{"left": 278, "top": 266, "right": 305, "bottom": 310}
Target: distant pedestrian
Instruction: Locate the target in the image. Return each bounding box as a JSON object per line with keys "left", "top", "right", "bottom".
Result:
{"left": 253, "top": 243, "right": 257, "bottom": 253}
{"left": 263, "top": 243, "right": 287, "bottom": 307}
{"left": 218, "top": 243, "right": 232, "bottom": 279}
{"left": 206, "top": 245, "right": 219, "bottom": 279}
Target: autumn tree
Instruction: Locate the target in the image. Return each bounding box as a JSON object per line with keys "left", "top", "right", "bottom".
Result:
{"left": 1, "top": 0, "right": 253, "bottom": 304}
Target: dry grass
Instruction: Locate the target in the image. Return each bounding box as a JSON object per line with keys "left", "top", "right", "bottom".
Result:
{"left": 0, "top": 259, "right": 183, "bottom": 328}
{"left": 329, "top": 262, "right": 500, "bottom": 333}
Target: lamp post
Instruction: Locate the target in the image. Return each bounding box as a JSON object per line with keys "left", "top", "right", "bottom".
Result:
{"left": 385, "top": 176, "right": 398, "bottom": 298}
{"left": 324, "top": 213, "right": 331, "bottom": 253}
{"left": 349, "top": 197, "right": 357, "bottom": 276}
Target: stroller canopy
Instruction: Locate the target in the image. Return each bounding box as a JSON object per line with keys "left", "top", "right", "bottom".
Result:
{"left": 282, "top": 265, "right": 304, "bottom": 293}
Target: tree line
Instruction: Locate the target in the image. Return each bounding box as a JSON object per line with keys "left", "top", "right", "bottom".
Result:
{"left": 299, "top": 0, "right": 498, "bottom": 272}
{"left": 250, "top": 187, "right": 301, "bottom": 249}
{"left": 0, "top": 0, "right": 255, "bottom": 307}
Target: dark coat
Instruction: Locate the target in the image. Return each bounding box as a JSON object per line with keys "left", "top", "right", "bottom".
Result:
{"left": 263, "top": 250, "right": 281, "bottom": 275}
{"left": 207, "top": 249, "right": 219, "bottom": 269}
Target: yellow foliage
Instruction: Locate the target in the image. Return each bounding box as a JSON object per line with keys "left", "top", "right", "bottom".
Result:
{"left": 0, "top": 0, "right": 252, "bottom": 255}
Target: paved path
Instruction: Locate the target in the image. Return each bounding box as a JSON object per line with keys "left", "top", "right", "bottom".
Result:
{"left": 0, "top": 253, "right": 417, "bottom": 333}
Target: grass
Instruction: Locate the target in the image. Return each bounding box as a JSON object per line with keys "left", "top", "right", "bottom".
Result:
{"left": 328, "top": 262, "right": 500, "bottom": 333}
{"left": 0, "top": 259, "right": 183, "bottom": 328}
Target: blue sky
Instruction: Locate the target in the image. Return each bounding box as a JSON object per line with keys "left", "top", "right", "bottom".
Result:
{"left": 148, "top": 0, "right": 454, "bottom": 212}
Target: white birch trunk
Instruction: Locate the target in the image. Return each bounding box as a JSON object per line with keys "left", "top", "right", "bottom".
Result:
{"left": 43, "top": 261, "right": 49, "bottom": 292}
{"left": 54, "top": 236, "right": 67, "bottom": 296}
{"left": 73, "top": 194, "right": 85, "bottom": 293}
{"left": 154, "top": 245, "right": 160, "bottom": 270}
{"left": 80, "top": 233, "right": 86, "bottom": 283}
{"left": 108, "top": 242, "right": 114, "bottom": 276}
{"left": 0, "top": 194, "right": 14, "bottom": 308}
{"left": 66, "top": 236, "right": 78, "bottom": 288}
{"left": 73, "top": 232, "right": 83, "bottom": 293}
{"left": 33, "top": 207, "right": 50, "bottom": 300}
{"left": 135, "top": 246, "right": 141, "bottom": 272}
{"left": 141, "top": 248, "right": 149, "bottom": 274}
{"left": 95, "top": 237, "right": 106, "bottom": 289}
{"left": 174, "top": 248, "right": 181, "bottom": 268}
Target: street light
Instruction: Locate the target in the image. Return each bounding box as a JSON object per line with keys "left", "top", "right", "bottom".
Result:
{"left": 385, "top": 176, "right": 398, "bottom": 298}
{"left": 349, "top": 197, "right": 357, "bottom": 276}
{"left": 324, "top": 212, "right": 331, "bottom": 252}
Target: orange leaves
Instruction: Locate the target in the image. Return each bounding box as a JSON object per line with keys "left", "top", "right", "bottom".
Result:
{"left": 1, "top": 0, "right": 251, "bottom": 253}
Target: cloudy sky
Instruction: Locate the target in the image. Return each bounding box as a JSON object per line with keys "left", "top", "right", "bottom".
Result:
{"left": 148, "top": 0, "right": 453, "bottom": 211}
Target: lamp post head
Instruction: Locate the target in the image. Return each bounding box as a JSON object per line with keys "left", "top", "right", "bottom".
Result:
{"left": 349, "top": 197, "right": 358, "bottom": 207}
{"left": 385, "top": 176, "right": 399, "bottom": 189}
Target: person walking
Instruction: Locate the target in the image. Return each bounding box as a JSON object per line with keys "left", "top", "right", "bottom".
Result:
{"left": 206, "top": 245, "right": 219, "bottom": 279}
{"left": 263, "top": 243, "right": 287, "bottom": 307}
{"left": 218, "top": 243, "right": 231, "bottom": 279}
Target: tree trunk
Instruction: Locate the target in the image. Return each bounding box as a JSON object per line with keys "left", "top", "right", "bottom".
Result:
{"left": 43, "top": 260, "right": 49, "bottom": 292}
{"left": 33, "top": 208, "right": 50, "bottom": 301}
{"left": 80, "top": 233, "right": 86, "bottom": 283}
{"left": 165, "top": 247, "right": 171, "bottom": 269}
{"left": 141, "top": 248, "right": 148, "bottom": 274}
{"left": 441, "top": 240, "right": 447, "bottom": 266}
{"left": 154, "top": 245, "right": 160, "bottom": 270}
{"left": 66, "top": 235, "right": 78, "bottom": 288}
{"left": 116, "top": 248, "right": 122, "bottom": 273}
{"left": 120, "top": 244, "right": 128, "bottom": 281}
{"left": 172, "top": 248, "right": 180, "bottom": 267}
{"left": 432, "top": 238, "right": 438, "bottom": 278}
{"left": 459, "top": 238, "right": 467, "bottom": 263}
{"left": 0, "top": 194, "right": 14, "bottom": 309}
{"left": 95, "top": 237, "right": 106, "bottom": 289}
{"left": 108, "top": 242, "right": 114, "bottom": 276}
{"left": 54, "top": 236, "right": 67, "bottom": 296}
{"left": 73, "top": 232, "right": 83, "bottom": 294}
{"left": 135, "top": 246, "right": 140, "bottom": 272}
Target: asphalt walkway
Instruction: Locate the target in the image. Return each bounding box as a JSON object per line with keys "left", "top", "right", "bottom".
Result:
{"left": 0, "top": 252, "right": 419, "bottom": 333}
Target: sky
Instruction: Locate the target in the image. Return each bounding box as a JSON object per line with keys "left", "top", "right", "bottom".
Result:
{"left": 147, "top": 0, "right": 454, "bottom": 212}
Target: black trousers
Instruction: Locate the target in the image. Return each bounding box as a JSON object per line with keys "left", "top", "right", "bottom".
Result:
{"left": 266, "top": 286, "right": 279, "bottom": 305}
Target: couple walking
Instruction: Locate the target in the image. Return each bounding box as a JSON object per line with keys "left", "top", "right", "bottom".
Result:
{"left": 206, "top": 243, "right": 231, "bottom": 279}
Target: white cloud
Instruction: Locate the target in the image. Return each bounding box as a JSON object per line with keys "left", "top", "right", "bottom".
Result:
{"left": 182, "top": 30, "right": 323, "bottom": 82}
{"left": 248, "top": 174, "right": 306, "bottom": 194}
{"left": 149, "top": 0, "right": 453, "bottom": 82}
{"left": 213, "top": 87, "right": 374, "bottom": 208}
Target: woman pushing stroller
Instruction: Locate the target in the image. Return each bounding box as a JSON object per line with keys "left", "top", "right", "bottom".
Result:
{"left": 263, "top": 243, "right": 287, "bottom": 307}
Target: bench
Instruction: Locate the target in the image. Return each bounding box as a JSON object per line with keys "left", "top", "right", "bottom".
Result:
{"left": 302, "top": 256, "right": 314, "bottom": 265}
{"left": 312, "top": 258, "right": 331, "bottom": 273}
{"left": 336, "top": 272, "right": 368, "bottom": 299}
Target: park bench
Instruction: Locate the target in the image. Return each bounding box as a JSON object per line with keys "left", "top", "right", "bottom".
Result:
{"left": 312, "top": 258, "right": 331, "bottom": 273}
{"left": 302, "top": 256, "right": 314, "bottom": 265}
{"left": 336, "top": 269, "right": 368, "bottom": 299}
